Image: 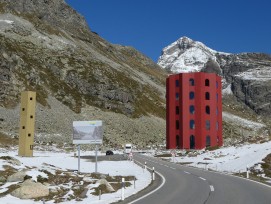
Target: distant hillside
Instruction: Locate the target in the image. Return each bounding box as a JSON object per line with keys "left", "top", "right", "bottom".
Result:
{"left": 0, "top": 0, "right": 167, "bottom": 148}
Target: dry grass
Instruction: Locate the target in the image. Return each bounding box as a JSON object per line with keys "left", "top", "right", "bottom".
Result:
{"left": 0, "top": 169, "right": 136, "bottom": 203}
{"left": 0, "top": 133, "right": 18, "bottom": 147}
{"left": 262, "top": 154, "right": 271, "bottom": 178}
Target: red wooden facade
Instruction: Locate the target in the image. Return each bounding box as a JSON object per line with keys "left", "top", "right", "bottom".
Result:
{"left": 166, "top": 72, "right": 223, "bottom": 149}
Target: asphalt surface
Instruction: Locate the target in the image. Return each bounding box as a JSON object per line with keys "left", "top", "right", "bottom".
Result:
{"left": 81, "top": 153, "right": 127, "bottom": 162}
{"left": 128, "top": 153, "right": 271, "bottom": 204}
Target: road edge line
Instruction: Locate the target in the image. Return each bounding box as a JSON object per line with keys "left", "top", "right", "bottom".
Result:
{"left": 185, "top": 165, "right": 271, "bottom": 189}
{"left": 128, "top": 160, "right": 166, "bottom": 204}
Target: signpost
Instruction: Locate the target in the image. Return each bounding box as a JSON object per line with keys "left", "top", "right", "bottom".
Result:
{"left": 72, "top": 121, "right": 103, "bottom": 173}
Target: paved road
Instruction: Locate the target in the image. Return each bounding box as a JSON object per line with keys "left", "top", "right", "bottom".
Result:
{"left": 131, "top": 153, "right": 271, "bottom": 204}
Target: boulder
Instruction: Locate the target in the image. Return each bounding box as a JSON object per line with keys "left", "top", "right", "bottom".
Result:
{"left": 79, "top": 187, "right": 88, "bottom": 198}
{"left": 96, "top": 179, "right": 115, "bottom": 192}
{"left": 11, "top": 179, "right": 49, "bottom": 199}
{"left": 7, "top": 171, "right": 26, "bottom": 182}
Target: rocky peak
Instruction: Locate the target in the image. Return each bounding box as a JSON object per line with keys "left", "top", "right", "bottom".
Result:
{"left": 157, "top": 36, "right": 221, "bottom": 73}
{"left": 158, "top": 36, "right": 271, "bottom": 119}
{"left": 176, "top": 36, "right": 194, "bottom": 51}
{"left": 0, "top": 0, "right": 90, "bottom": 37}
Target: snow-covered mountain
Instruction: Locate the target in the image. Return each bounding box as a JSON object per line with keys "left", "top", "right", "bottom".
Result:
{"left": 158, "top": 36, "right": 271, "bottom": 118}
{"left": 158, "top": 36, "right": 271, "bottom": 143}
{"left": 158, "top": 36, "right": 229, "bottom": 73}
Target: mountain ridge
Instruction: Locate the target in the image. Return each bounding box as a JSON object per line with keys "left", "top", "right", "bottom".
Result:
{"left": 0, "top": 0, "right": 167, "bottom": 148}
{"left": 0, "top": 0, "right": 270, "bottom": 148}
{"left": 158, "top": 36, "right": 271, "bottom": 145}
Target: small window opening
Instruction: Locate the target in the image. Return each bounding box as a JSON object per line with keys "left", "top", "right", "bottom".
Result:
{"left": 205, "top": 79, "right": 210, "bottom": 86}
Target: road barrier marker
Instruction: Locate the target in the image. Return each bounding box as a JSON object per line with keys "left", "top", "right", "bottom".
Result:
{"left": 121, "top": 177, "right": 125, "bottom": 200}
{"left": 210, "top": 185, "right": 214, "bottom": 191}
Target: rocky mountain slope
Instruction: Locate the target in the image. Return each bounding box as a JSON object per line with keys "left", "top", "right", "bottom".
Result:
{"left": 1, "top": 0, "right": 270, "bottom": 149}
{"left": 0, "top": 0, "right": 167, "bottom": 149}
{"left": 158, "top": 36, "right": 271, "bottom": 145}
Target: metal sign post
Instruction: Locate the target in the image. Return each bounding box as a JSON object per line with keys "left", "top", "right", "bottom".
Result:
{"left": 78, "top": 144, "right": 81, "bottom": 173}
{"left": 72, "top": 120, "right": 103, "bottom": 174}
{"left": 95, "top": 144, "right": 98, "bottom": 173}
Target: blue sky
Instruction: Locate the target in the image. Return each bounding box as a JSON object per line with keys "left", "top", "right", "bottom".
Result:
{"left": 65, "top": 0, "right": 271, "bottom": 62}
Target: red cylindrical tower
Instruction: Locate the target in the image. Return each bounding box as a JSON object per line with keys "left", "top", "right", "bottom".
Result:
{"left": 166, "top": 72, "right": 223, "bottom": 150}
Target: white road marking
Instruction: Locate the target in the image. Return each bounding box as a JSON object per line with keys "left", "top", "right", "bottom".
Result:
{"left": 184, "top": 171, "right": 191, "bottom": 174}
{"left": 199, "top": 177, "right": 206, "bottom": 181}
{"left": 210, "top": 185, "right": 214, "bottom": 191}
{"left": 129, "top": 161, "right": 166, "bottom": 204}
{"left": 170, "top": 167, "right": 176, "bottom": 170}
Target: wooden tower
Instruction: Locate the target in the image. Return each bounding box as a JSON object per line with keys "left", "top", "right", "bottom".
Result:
{"left": 18, "top": 91, "right": 36, "bottom": 157}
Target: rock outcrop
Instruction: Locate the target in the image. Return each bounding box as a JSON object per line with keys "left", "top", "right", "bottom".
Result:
{"left": 7, "top": 171, "right": 26, "bottom": 182}
{"left": 96, "top": 178, "right": 115, "bottom": 192}
{"left": 158, "top": 37, "right": 271, "bottom": 118}
{"left": 0, "top": 0, "right": 167, "bottom": 148}
{"left": 11, "top": 179, "right": 49, "bottom": 199}
{"left": 0, "top": 0, "right": 90, "bottom": 38}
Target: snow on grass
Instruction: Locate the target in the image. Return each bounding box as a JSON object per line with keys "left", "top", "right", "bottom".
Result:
{"left": 26, "top": 169, "right": 48, "bottom": 182}
{"left": 234, "top": 67, "right": 271, "bottom": 81}
{"left": 222, "top": 111, "right": 265, "bottom": 129}
{"left": 0, "top": 195, "right": 38, "bottom": 204}
{"left": 0, "top": 149, "right": 151, "bottom": 204}
{"left": 0, "top": 20, "right": 14, "bottom": 24}
{"left": 172, "top": 142, "right": 271, "bottom": 173}
{"left": 222, "top": 84, "right": 233, "bottom": 95}
{"left": 0, "top": 182, "right": 18, "bottom": 194}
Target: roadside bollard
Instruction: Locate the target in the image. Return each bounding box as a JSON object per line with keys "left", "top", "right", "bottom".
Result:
{"left": 134, "top": 177, "right": 136, "bottom": 189}
{"left": 145, "top": 162, "right": 147, "bottom": 170}
{"left": 99, "top": 189, "right": 101, "bottom": 200}
{"left": 121, "top": 178, "right": 125, "bottom": 200}
{"left": 246, "top": 165, "right": 249, "bottom": 179}
{"left": 152, "top": 167, "right": 155, "bottom": 181}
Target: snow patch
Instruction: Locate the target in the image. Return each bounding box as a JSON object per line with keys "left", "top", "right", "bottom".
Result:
{"left": 222, "top": 84, "right": 233, "bottom": 95}
{"left": 154, "top": 142, "right": 271, "bottom": 173}
{"left": 26, "top": 169, "right": 48, "bottom": 182}
{"left": 0, "top": 149, "right": 151, "bottom": 204}
{"left": 234, "top": 67, "right": 271, "bottom": 81}
{"left": 158, "top": 36, "right": 231, "bottom": 73}
{"left": 0, "top": 20, "right": 14, "bottom": 24}
{"left": 223, "top": 112, "right": 265, "bottom": 129}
